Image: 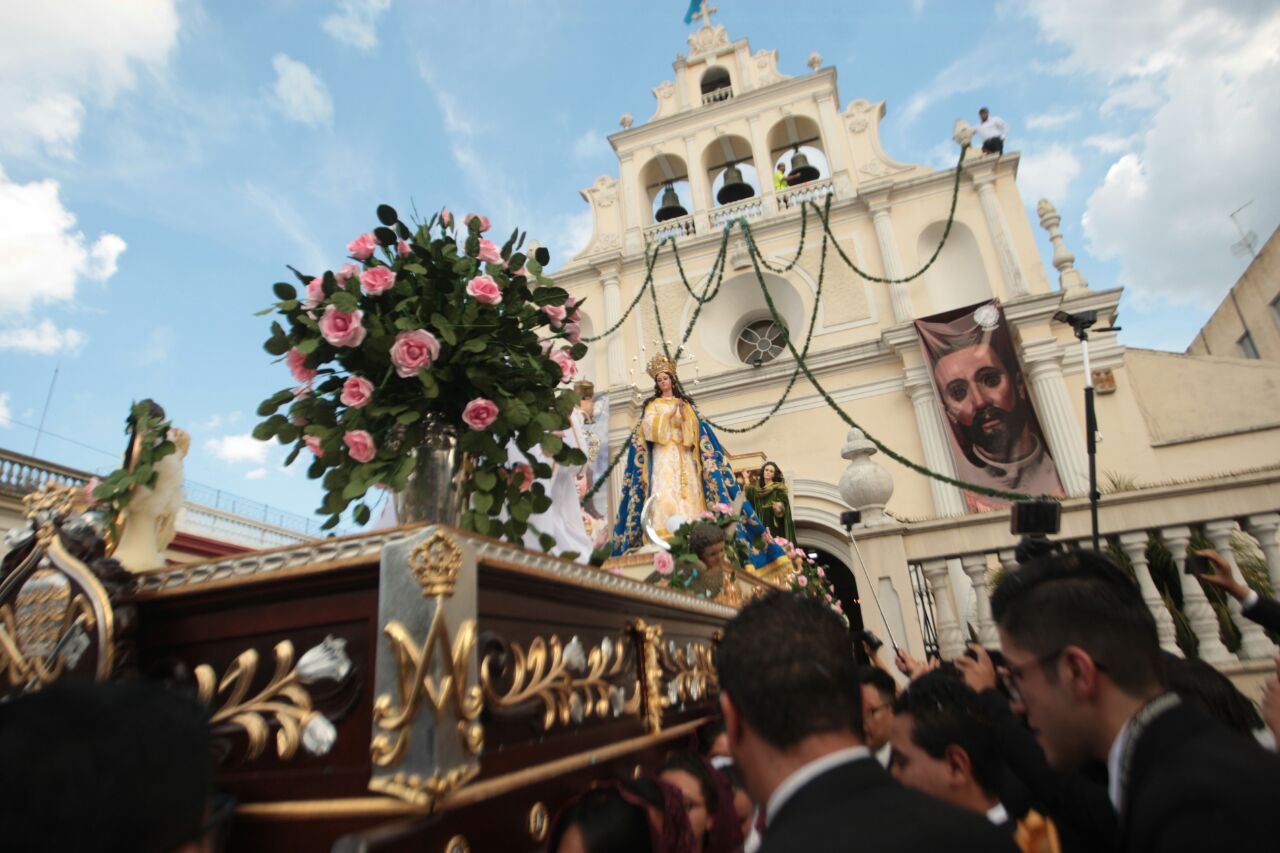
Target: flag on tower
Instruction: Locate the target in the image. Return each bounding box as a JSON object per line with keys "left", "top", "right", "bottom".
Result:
{"left": 683, "top": 0, "right": 702, "bottom": 24}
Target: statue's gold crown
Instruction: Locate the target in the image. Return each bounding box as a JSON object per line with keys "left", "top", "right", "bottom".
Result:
{"left": 573, "top": 380, "right": 595, "bottom": 399}
{"left": 646, "top": 354, "right": 678, "bottom": 380}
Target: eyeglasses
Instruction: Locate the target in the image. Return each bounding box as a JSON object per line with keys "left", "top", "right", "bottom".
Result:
{"left": 1003, "top": 649, "right": 1064, "bottom": 687}
{"left": 865, "top": 702, "right": 892, "bottom": 717}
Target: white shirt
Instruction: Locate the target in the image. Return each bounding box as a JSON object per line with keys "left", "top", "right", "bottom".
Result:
{"left": 975, "top": 115, "right": 1009, "bottom": 143}
{"left": 765, "top": 746, "right": 871, "bottom": 826}
{"left": 1106, "top": 717, "right": 1134, "bottom": 812}
{"left": 1243, "top": 589, "right": 1260, "bottom": 609}
{"left": 986, "top": 802, "right": 1010, "bottom": 826}
{"left": 875, "top": 741, "right": 892, "bottom": 769}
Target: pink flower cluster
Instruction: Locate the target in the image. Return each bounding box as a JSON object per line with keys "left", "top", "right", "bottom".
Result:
{"left": 343, "top": 430, "right": 376, "bottom": 463}
{"left": 653, "top": 551, "right": 674, "bottom": 576}
{"left": 360, "top": 266, "right": 395, "bottom": 295}
{"left": 466, "top": 274, "right": 502, "bottom": 305}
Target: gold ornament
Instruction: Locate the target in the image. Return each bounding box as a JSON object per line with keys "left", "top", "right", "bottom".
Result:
{"left": 645, "top": 354, "right": 678, "bottom": 380}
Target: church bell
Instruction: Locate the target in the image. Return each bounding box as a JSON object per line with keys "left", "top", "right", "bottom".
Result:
{"left": 654, "top": 184, "right": 689, "bottom": 222}
{"left": 716, "top": 163, "right": 755, "bottom": 205}
{"left": 786, "top": 149, "right": 819, "bottom": 185}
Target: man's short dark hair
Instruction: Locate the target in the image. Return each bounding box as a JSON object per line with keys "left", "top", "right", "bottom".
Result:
{"left": 990, "top": 549, "right": 1163, "bottom": 695}
{"left": 717, "top": 592, "right": 861, "bottom": 748}
{"left": 856, "top": 666, "right": 897, "bottom": 704}
{"left": 893, "top": 672, "right": 1002, "bottom": 797}
{"left": 0, "top": 679, "right": 213, "bottom": 853}
{"left": 689, "top": 522, "right": 726, "bottom": 559}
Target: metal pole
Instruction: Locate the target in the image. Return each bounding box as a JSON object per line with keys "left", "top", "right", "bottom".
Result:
{"left": 1079, "top": 334, "right": 1100, "bottom": 551}
{"left": 31, "top": 365, "right": 60, "bottom": 456}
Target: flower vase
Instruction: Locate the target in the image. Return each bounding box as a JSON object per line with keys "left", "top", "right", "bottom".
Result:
{"left": 393, "top": 414, "right": 468, "bottom": 526}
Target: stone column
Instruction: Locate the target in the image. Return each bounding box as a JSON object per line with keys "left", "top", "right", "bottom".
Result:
{"left": 683, "top": 135, "right": 712, "bottom": 234}
{"left": 972, "top": 172, "right": 1029, "bottom": 298}
{"left": 1119, "top": 531, "right": 1180, "bottom": 655}
{"left": 868, "top": 201, "right": 913, "bottom": 323}
{"left": 921, "top": 558, "right": 964, "bottom": 659}
{"left": 747, "top": 115, "right": 776, "bottom": 217}
{"left": 1162, "top": 526, "right": 1236, "bottom": 665}
{"left": 1246, "top": 513, "right": 1280, "bottom": 596}
{"left": 1204, "top": 520, "right": 1276, "bottom": 660}
{"left": 903, "top": 367, "right": 966, "bottom": 517}
{"left": 1019, "top": 339, "right": 1089, "bottom": 497}
{"left": 600, "top": 271, "right": 626, "bottom": 387}
{"left": 813, "top": 92, "right": 848, "bottom": 175}
{"left": 619, "top": 152, "right": 643, "bottom": 255}
{"left": 960, "top": 553, "right": 999, "bottom": 647}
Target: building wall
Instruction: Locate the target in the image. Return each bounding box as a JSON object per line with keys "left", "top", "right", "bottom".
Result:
{"left": 1188, "top": 227, "right": 1280, "bottom": 360}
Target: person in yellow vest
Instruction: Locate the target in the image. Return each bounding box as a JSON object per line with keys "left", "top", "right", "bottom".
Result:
{"left": 890, "top": 672, "right": 1061, "bottom": 853}
{"left": 772, "top": 162, "right": 788, "bottom": 191}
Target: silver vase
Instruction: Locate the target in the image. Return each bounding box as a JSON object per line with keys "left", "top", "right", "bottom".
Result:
{"left": 393, "top": 414, "right": 468, "bottom": 526}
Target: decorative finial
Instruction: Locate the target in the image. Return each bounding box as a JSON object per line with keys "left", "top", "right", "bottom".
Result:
{"left": 620, "top": 112, "right": 634, "bottom": 130}
{"left": 807, "top": 53, "right": 822, "bottom": 72}
{"left": 1037, "top": 199, "right": 1089, "bottom": 292}
{"left": 952, "top": 119, "right": 975, "bottom": 148}
{"left": 645, "top": 354, "right": 678, "bottom": 380}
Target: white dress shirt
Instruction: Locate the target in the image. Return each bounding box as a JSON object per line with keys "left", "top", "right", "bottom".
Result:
{"left": 986, "top": 802, "right": 1010, "bottom": 826}
{"left": 1107, "top": 716, "right": 1135, "bottom": 812}
{"left": 765, "top": 746, "right": 871, "bottom": 826}
{"left": 874, "top": 741, "right": 892, "bottom": 769}
{"left": 975, "top": 115, "right": 1009, "bottom": 143}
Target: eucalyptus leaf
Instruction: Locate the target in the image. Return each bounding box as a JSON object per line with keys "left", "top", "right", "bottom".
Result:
{"left": 376, "top": 204, "right": 398, "bottom": 226}
{"left": 273, "top": 282, "right": 298, "bottom": 301}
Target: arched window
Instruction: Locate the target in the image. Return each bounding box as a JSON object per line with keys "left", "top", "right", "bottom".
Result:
{"left": 700, "top": 66, "right": 732, "bottom": 104}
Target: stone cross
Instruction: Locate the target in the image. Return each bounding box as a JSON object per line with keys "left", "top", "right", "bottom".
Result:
{"left": 694, "top": 1, "right": 718, "bottom": 28}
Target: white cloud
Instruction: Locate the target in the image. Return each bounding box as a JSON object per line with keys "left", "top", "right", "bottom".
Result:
{"left": 910, "top": 0, "right": 926, "bottom": 14}
{"left": 205, "top": 434, "right": 270, "bottom": 465}
{"left": 571, "top": 130, "right": 609, "bottom": 161}
{"left": 1016, "top": 144, "right": 1082, "bottom": 207}
{"left": 899, "top": 50, "right": 993, "bottom": 126}
{"left": 1083, "top": 134, "right": 1135, "bottom": 154}
{"left": 1024, "top": 0, "right": 1280, "bottom": 306}
{"left": 1024, "top": 108, "right": 1081, "bottom": 130}
{"left": 270, "top": 55, "right": 333, "bottom": 127}
{"left": 0, "top": 320, "right": 86, "bottom": 354}
{"left": 322, "top": 0, "right": 392, "bottom": 50}
{"left": 242, "top": 181, "right": 327, "bottom": 273}
{"left": 0, "top": 1, "right": 179, "bottom": 158}
{"left": 136, "top": 326, "right": 175, "bottom": 366}
{"left": 0, "top": 393, "right": 11, "bottom": 427}
{"left": 244, "top": 467, "right": 268, "bottom": 480}
{"left": 0, "top": 165, "right": 127, "bottom": 316}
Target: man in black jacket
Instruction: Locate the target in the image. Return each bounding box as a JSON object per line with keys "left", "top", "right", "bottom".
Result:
{"left": 717, "top": 593, "right": 1017, "bottom": 853}
{"left": 992, "top": 549, "right": 1280, "bottom": 852}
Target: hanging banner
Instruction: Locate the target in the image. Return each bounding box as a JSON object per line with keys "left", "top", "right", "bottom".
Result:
{"left": 914, "top": 300, "right": 1064, "bottom": 512}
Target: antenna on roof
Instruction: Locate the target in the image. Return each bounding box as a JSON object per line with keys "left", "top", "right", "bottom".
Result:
{"left": 1230, "top": 201, "right": 1258, "bottom": 259}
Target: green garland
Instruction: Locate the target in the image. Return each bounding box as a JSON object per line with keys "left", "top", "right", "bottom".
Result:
{"left": 90, "top": 400, "right": 178, "bottom": 542}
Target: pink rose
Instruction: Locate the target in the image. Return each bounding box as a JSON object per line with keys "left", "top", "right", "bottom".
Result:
{"left": 563, "top": 322, "right": 581, "bottom": 344}
{"left": 817, "top": 567, "right": 825, "bottom": 578}
{"left": 654, "top": 551, "right": 674, "bottom": 576}
{"left": 774, "top": 537, "right": 790, "bottom": 550}
{"left": 476, "top": 238, "right": 502, "bottom": 264}
{"left": 797, "top": 575, "right": 808, "bottom": 587}
{"left": 566, "top": 296, "right": 582, "bottom": 324}
{"left": 389, "top": 329, "right": 441, "bottom": 378}
{"left": 336, "top": 263, "right": 359, "bottom": 284}
{"left": 340, "top": 375, "right": 374, "bottom": 408}
{"left": 464, "top": 213, "right": 491, "bottom": 232}
{"left": 541, "top": 304, "right": 566, "bottom": 328}
{"left": 697, "top": 510, "right": 714, "bottom": 520}
{"left": 319, "top": 306, "right": 367, "bottom": 347}
{"left": 304, "top": 277, "right": 325, "bottom": 308}
{"left": 347, "top": 232, "right": 378, "bottom": 260}
{"left": 397, "top": 239, "right": 411, "bottom": 257}
{"left": 287, "top": 348, "right": 317, "bottom": 383}
{"left": 466, "top": 274, "right": 502, "bottom": 305}
{"left": 343, "top": 430, "right": 376, "bottom": 463}
{"left": 714, "top": 502, "right": 732, "bottom": 515}
{"left": 550, "top": 349, "right": 577, "bottom": 382}
{"left": 83, "top": 476, "right": 101, "bottom": 505}
{"left": 462, "top": 397, "right": 499, "bottom": 430}
{"left": 512, "top": 463, "right": 534, "bottom": 492}
{"left": 304, "top": 435, "right": 324, "bottom": 457}
{"left": 441, "top": 208, "right": 453, "bottom": 227}
{"left": 360, "top": 266, "right": 396, "bottom": 295}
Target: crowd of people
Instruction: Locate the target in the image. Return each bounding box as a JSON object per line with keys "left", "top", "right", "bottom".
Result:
{"left": 551, "top": 547, "right": 1280, "bottom": 853}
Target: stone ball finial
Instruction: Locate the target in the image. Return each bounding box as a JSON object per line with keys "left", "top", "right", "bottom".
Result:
{"left": 619, "top": 113, "right": 634, "bottom": 130}
{"left": 807, "top": 52, "right": 823, "bottom": 72}
{"left": 952, "top": 119, "right": 975, "bottom": 148}
{"left": 838, "top": 428, "right": 894, "bottom": 527}
{"left": 1037, "top": 198, "right": 1060, "bottom": 228}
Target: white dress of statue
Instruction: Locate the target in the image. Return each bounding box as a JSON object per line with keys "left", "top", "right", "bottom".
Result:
{"left": 114, "top": 428, "right": 190, "bottom": 572}
{"left": 521, "top": 407, "right": 594, "bottom": 562}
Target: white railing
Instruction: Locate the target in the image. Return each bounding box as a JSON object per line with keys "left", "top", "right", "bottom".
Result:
{"left": 179, "top": 503, "right": 310, "bottom": 550}
{"left": 711, "top": 196, "right": 765, "bottom": 229}
{"left": 892, "top": 473, "right": 1280, "bottom": 664}
{"left": 776, "top": 177, "right": 835, "bottom": 212}
{"left": 644, "top": 214, "right": 697, "bottom": 244}
{"left": 702, "top": 86, "right": 733, "bottom": 106}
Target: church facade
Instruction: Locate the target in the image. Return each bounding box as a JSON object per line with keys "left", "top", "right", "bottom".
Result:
{"left": 554, "top": 18, "right": 1280, "bottom": 666}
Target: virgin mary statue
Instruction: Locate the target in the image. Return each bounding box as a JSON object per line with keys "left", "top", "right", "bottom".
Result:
{"left": 611, "top": 354, "right": 790, "bottom": 577}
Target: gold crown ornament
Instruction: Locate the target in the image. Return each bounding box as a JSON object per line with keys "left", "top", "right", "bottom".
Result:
{"left": 573, "top": 380, "right": 595, "bottom": 399}
{"left": 645, "top": 354, "right": 678, "bottom": 380}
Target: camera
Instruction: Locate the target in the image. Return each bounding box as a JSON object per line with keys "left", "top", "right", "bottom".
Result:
{"left": 1184, "top": 552, "right": 1211, "bottom": 576}
{"left": 1010, "top": 500, "right": 1061, "bottom": 536}
{"left": 860, "top": 629, "right": 884, "bottom": 653}
{"left": 840, "top": 509, "right": 862, "bottom": 533}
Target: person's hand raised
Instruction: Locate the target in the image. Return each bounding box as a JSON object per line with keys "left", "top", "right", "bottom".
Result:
{"left": 955, "top": 643, "right": 998, "bottom": 693}
{"left": 1192, "top": 549, "right": 1249, "bottom": 602}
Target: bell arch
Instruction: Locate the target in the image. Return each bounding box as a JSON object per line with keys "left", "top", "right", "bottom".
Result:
{"left": 701, "top": 134, "right": 758, "bottom": 206}
{"left": 637, "top": 152, "right": 693, "bottom": 224}
{"left": 765, "top": 114, "right": 829, "bottom": 185}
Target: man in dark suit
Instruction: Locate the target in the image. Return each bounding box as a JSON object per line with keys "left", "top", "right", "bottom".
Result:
{"left": 992, "top": 549, "right": 1280, "bottom": 852}
{"left": 716, "top": 593, "right": 1017, "bottom": 853}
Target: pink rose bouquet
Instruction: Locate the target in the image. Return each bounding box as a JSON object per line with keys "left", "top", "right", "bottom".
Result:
{"left": 256, "top": 202, "right": 588, "bottom": 538}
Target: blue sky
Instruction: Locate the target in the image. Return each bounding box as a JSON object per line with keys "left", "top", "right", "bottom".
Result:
{"left": 2, "top": 0, "right": 1277, "bottom": 528}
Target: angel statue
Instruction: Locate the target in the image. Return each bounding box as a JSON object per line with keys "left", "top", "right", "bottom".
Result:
{"left": 610, "top": 354, "right": 790, "bottom": 577}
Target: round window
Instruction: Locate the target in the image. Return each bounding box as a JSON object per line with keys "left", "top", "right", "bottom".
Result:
{"left": 735, "top": 319, "right": 788, "bottom": 366}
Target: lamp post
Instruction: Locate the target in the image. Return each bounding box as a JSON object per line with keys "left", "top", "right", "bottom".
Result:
{"left": 1052, "top": 309, "right": 1120, "bottom": 551}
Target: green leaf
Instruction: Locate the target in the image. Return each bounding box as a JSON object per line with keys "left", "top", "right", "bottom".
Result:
{"left": 417, "top": 369, "right": 439, "bottom": 399}
{"left": 532, "top": 493, "right": 552, "bottom": 514}
{"left": 321, "top": 514, "right": 341, "bottom": 531}
{"left": 353, "top": 503, "right": 371, "bottom": 525}
{"left": 531, "top": 286, "right": 568, "bottom": 306}
{"left": 254, "top": 306, "right": 274, "bottom": 316}
{"left": 540, "top": 434, "right": 563, "bottom": 456}
{"left": 273, "top": 282, "right": 298, "bottom": 301}
{"left": 396, "top": 410, "right": 421, "bottom": 425}
{"left": 431, "top": 313, "right": 456, "bottom": 346}
{"left": 256, "top": 389, "right": 295, "bottom": 417}
{"left": 473, "top": 469, "right": 497, "bottom": 491}
{"left": 376, "top": 204, "right": 399, "bottom": 226}
{"left": 511, "top": 499, "right": 531, "bottom": 522}
{"left": 374, "top": 226, "right": 397, "bottom": 246}
{"left": 252, "top": 421, "right": 277, "bottom": 441}
{"left": 473, "top": 513, "right": 491, "bottom": 535}
{"left": 458, "top": 337, "right": 487, "bottom": 354}
{"left": 472, "top": 491, "right": 494, "bottom": 514}
{"left": 295, "top": 338, "right": 320, "bottom": 354}
{"left": 569, "top": 342, "right": 588, "bottom": 361}
{"left": 502, "top": 397, "right": 531, "bottom": 427}
{"left": 331, "top": 291, "right": 359, "bottom": 312}
{"left": 538, "top": 533, "right": 555, "bottom": 551}
{"left": 342, "top": 477, "right": 367, "bottom": 500}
